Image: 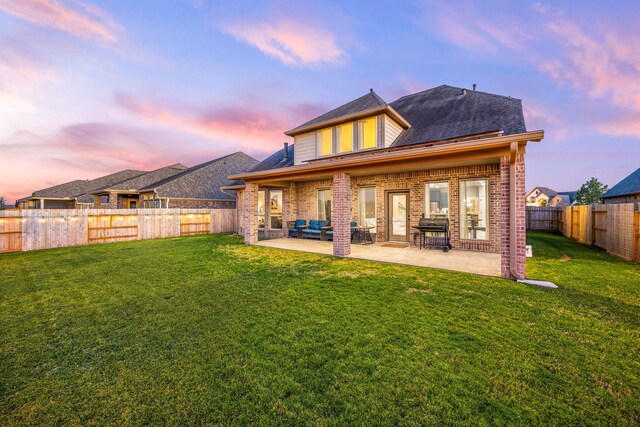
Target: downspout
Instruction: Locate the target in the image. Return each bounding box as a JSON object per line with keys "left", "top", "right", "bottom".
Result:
{"left": 509, "top": 141, "right": 522, "bottom": 280}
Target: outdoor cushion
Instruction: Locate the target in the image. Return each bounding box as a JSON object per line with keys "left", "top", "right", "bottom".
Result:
{"left": 309, "top": 220, "right": 321, "bottom": 230}
{"left": 302, "top": 229, "right": 321, "bottom": 234}
{"left": 295, "top": 219, "right": 306, "bottom": 227}
{"left": 318, "top": 220, "right": 330, "bottom": 228}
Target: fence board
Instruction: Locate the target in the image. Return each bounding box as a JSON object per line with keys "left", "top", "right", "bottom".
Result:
{"left": 0, "top": 208, "right": 237, "bottom": 253}
{"left": 526, "top": 207, "right": 562, "bottom": 231}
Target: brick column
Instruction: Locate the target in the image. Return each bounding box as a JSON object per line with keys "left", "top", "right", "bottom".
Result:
{"left": 332, "top": 173, "right": 352, "bottom": 256}
{"left": 94, "top": 195, "right": 102, "bottom": 209}
{"left": 514, "top": 151, "right": 527, "bottom": 279}
{"left": 243, "top": 182, "right": 258, "bottom": 244}
{"left": 499, "top": 155, "right": 511, "bottom": 278}
{"left": 500, "top": 152, "right": 527, "bottom": 279}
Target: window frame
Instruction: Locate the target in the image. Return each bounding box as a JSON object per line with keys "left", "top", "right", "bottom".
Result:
{"left": 317, "top": 188, "right": 332, "bottom": 221}
{"left": 257, "top": 190, "right": 266, "bottom": 229}
{"left": 358, "top": 186, "right": 377, "bottom": 233}
{"left": 336, "top": 122, "right": 353, "bottom": 154}
{"left": 358, "top": 117, "right": 378, "bottom": 150}
{"left": 459, "top": 178, "right": 489, "bottom": 241}
{"left": 269, "top": 189, "right": 283, "bottom": 230}
{"left": 424, "top": 181, "right": 450, "bottom": 219}
{"left": 316, "top": 128, "right": 333, "bottom": 157}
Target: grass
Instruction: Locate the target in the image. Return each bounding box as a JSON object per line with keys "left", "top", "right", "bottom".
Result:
{"left": 1, "top": 231, "right": 638, "bottom": 425}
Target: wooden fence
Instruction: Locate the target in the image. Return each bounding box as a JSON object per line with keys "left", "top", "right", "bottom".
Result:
{"left": 526, "top": 203, "right": 640, "bottom": 262}
{"left": 0, "top": 208, "right": 236, "bottom": 254}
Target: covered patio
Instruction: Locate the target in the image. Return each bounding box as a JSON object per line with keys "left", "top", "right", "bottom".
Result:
{"left": 255, "top": 238, "right": 501, "bottom": 277}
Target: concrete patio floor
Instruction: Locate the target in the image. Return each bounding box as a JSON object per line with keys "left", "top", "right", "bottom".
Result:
{"left": 255, "top": 238, "right": 502, "bottom": 277}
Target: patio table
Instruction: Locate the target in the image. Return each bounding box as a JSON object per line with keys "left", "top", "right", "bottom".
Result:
{"left": 296, "top": 224, "right": 309, "bottom": 239}
{"left": 320, "top": 226, "right": 333, "bottom": 241}
{"left": 352, "top": 226, "right": 374, "bottom": 245}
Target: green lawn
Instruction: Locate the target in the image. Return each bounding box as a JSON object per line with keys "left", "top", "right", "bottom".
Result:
{"left": 1, "top": 232, "right": 638, "bottom": 425}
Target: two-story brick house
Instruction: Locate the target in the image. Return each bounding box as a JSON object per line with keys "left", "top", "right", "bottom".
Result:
{"left": 228, "top": 85, "right": 544, "bottom": 279}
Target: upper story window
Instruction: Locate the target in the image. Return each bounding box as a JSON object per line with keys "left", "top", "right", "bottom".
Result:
{"left": 359, "top": 118, "right": 377, "bottom": 149}
{"left": 336, "top": 123, "right": 353, "bottom": 153}
{"left": 317, "top": 128, "right": 332, "bottom": 157}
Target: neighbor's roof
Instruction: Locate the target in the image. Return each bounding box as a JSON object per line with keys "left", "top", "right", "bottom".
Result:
{"left": 528, "top": 186, "right": 557, "bottom": 197}
{"left": 389, "top": 85, "right": 526, "bottom": 147}
{"left": 557, "top": 191, "right": 578, "bottom": 204}
{"left": 602, "top": 167, "right": 640, "bottom": 198}
{"left": 75, "top": 169, "right": 147, "bottom": 203}
{"left": 138, "top": 152, "right": 258, "bottom": 200}
{"left": 96, "top": 164, "right": 188, "bottom": 193}
{"left": 31, "top": 180, "right": 94, "bottom": 199}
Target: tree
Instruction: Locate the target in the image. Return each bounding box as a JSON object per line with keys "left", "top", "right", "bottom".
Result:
{"left": 575, "top": 178, "right": 608, "bottom": 205}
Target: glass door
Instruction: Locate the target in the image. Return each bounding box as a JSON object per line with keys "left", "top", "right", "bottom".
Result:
{"left": 387, "top": 191, "right": 409, "bottom": 241}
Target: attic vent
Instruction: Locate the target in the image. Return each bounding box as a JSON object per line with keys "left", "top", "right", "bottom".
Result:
{"left": 462, "top": 88, "right": 467, "bottom": 95}
{"left": 283, "top": 142, "right": 289, "bottom": 160}
{"left": 473, "top": 83, "right": 477, "bottom": 91}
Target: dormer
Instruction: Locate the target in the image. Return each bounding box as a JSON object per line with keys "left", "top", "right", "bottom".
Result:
{"left": 286, "top": 89, "right": 411, "bottom": 165}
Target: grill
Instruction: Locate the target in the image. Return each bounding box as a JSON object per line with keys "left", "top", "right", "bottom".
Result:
{"left": 413, "top": 217, "right": 452, "bottom": 252}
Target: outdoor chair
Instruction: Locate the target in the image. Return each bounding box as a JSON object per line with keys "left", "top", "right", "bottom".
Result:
{"left": 287, "top": 219, "right": 307, "bottom": 238}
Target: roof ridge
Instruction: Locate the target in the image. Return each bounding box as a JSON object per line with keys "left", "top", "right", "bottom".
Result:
{"left": 369, "top": 88, "right": 387, "bottom": 106}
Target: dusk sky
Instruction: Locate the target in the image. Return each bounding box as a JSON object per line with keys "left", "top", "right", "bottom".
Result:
{"left": 1, "top": 0, "right": 639, "bottom": 204}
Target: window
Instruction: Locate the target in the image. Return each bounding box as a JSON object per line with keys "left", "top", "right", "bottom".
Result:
{"left": 358, "top": 118, "right": 377, "bottom": 149}
{"left": 270, "top": 190, "right": 283, "bottom": 229}
{"left": 317, "top": 128, "right": 332, "bottom": 156}
{"left": 258, "top": 190, "right": 265, "bottom": 229}
{"left": 425, "top": 182, "right": 449, "bottom": 218}
{"left": 317, "top": 189, "right": 332, "bottom": 221}
{"left": 358, "top": 187, "right": 376, "bottom": 233}
{"left": 460, "top": 179, "right": 488, "bottom": 240}
{"left": 336, "top": 123, "right": 353, "bottom": 153}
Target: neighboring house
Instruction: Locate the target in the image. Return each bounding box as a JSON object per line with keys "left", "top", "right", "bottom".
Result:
{"left": 548, "top": 191, "right": 577, "bottom": 208}
{"left": 227, "top": 85, "right": 544, "bottom": 279}
{"left": 15, "top": 169, "right": 146, "bottom": 209}
{"left": 92, "top": 164, "right": 188, "bottom": 208}
{"left": 526, "top": 187, "right": 577, "bottom": 208}
{"left": 136, "top": 152, "right": 258, "bottom": 208}
{"left": 601, "top": 167, "right": 640, "bottom": 204}
{"left": 526, "top": 186, "right": 556, "bottom": 206}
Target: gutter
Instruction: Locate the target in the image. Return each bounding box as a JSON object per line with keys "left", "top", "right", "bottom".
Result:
{"left": 230, "top": 130, "right": 544, "bottom": 181}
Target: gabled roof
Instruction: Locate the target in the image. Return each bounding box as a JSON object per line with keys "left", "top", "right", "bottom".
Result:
{"left": 96, "top": 164, "right": 187, "bottom": 193}
{"left": 602, "top": 167, "right": 640, "bottom": 198}
{"left": 75, "top": 169, "right": 147, "bottom": 203}
{"left": 557, "top": 191, "right": 578, "bottom": 204}
{"left": 389, "top": 85, "right": 526, "bottom": 147}
{"left": 250, "top": 143, "right": 295, "bottom": 173}
{"left": 527, "top": 187, "right": 557, "bottom": 198}
{"left": 289, "top": 89, "right": 386, "bottom": 131}
{"left": 32, "top": 180, "right": 93, "bottom": 198}
{"left": 138, "top": 152, "right": 258, "bottom": 200}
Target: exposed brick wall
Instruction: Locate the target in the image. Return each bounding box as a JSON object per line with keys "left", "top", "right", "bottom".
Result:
{"left": 293, "top": 164, "right": 501, "bottom": 252}
{"left": 500, "top": 156, "right": 511, "bottom": 278}
{"left": 514, "top": 151, "right": 526, "bottom": 279}
{"left": 332, "top": 173, "right": 352, "bottom": 256}
{"left": 243, "top": 183, "right": 258, "bottom": 244}
{"left": 236, "top": 189, "right": 244, "bottom": 235}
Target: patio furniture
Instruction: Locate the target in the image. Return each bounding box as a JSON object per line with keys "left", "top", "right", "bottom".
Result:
{"left": 412, "top": 216, "right": 451, "bottom": 252}
{"left": 287, "top": 219, "right": 308, "bottom": 238}
{"left": 302, "top": 220, "right": 330, "bottom": 239}
{"left": 321, "top": 226, "right": 333, "bottom": 241}
{"left": 352, "top": 226, "right": 374, "bottom": 245}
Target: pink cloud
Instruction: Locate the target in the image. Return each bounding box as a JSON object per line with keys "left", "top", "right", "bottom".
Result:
{"left": 0, "top": 0, "right": 120, "bottom": 43}
{"left": 0, "top": 122, "right": 240, "bottom": 204}
{"left": 222, "top": 19, "right": 346, "bottom": 66}
{"left": 114, "top": 92, "right": 326, "bottom": 150}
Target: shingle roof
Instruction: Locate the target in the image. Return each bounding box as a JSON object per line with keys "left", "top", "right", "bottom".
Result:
{"left": 138, "top": 152, "right": 258, "bottom": 200}
{"left": 99, "top": 164, "right": 188, "bottom": 192}
{"left": 75, "top": 169, "right": 147, "bottom": 203}
{"left": 389, "top": 85, "right": 526, "bottom": 147}
{"left": 602, "top": 168, "right": 640, "bottom": 198}
{"left": 32, "top": 180, "right": 93, "bottom": 198}
{"left": 528, "top": 186, "right": 558, "bottom": 198}
{"left": 249, "top": 143, "right": 295, "bottom": 173}
{"left": 286, "top": 90, "right": 387, "bottom": 134}
{"left": 557, "top": 191, "right": 577, "bottom": 204}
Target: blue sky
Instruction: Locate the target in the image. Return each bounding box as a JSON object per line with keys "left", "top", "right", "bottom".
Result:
{"left": 1, "top": 0, "right": 639, "bottom": 203}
